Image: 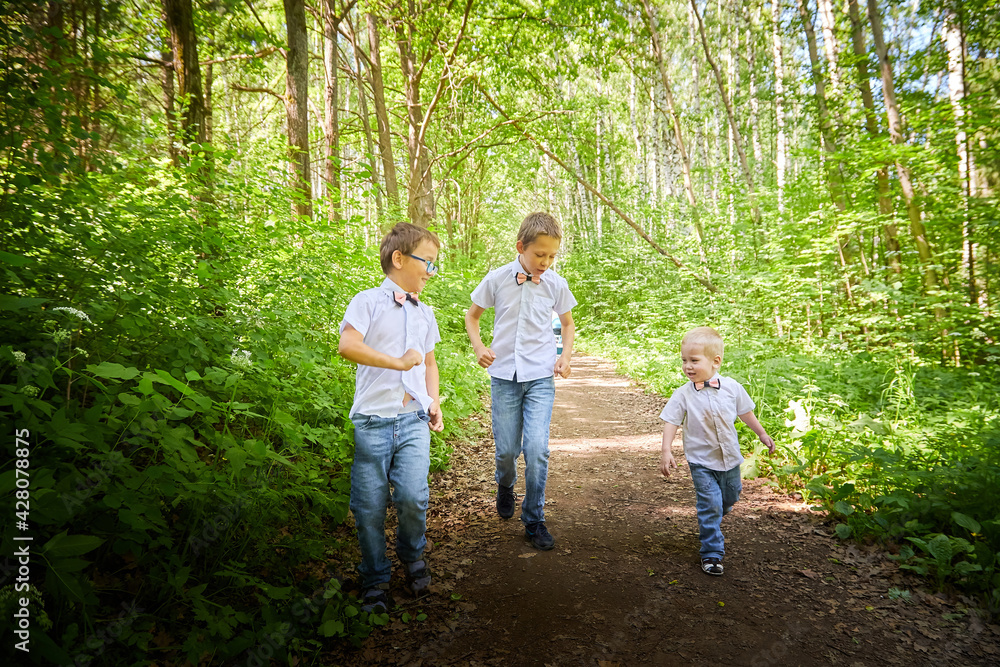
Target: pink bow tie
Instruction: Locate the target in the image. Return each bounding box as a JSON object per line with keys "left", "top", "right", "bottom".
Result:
{"left": 393, "top": 291, "right": 419, "bottom": 307}
{"left": 516, "top": 272, "right": 540, "bottom": 285}
{"left": 693, "top": 378, "right": 720, "bottom": 391}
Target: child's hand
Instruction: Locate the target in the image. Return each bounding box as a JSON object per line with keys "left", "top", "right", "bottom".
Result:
{"left": 660, "top": 452, "right": 677, "bottom": 477}
{"left": 554, "top": 355, "right": 571, "bottom": 378}
{"left": 398, "top": 348, "right": 424, "bottom": 371}
{"left": 428, "top": 400, "right": 444, "bottom": 432}
{"left": 760, "top": 433, "right": 776, "bottom": 454}
{"left": 474, "top": 345, "right": 496, "bottom": 369}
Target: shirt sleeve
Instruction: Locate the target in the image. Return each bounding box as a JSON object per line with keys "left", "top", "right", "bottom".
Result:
{"left": 470, "top": 272, "right": 495, "bottom": 309}
{"left": 734, "top": 381, "right": 756, "bottom": 415}
{"left": 553, "top": 280, "right": 578, "bottom": 315}
{"left": 340, "top": 292, "right": 373, "bottom": 337}
{"left": 659, "top": 389, "right": 687, "bottom": 426}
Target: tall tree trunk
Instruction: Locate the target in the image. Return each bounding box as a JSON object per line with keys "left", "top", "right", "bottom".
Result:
{"left": 394, "top": 22, "right": 434, "bottom": 227}
{"left": 868, "top": 0, "right": 941, "bottom": 302}
{"left": 944, "top": 9, "right": 977, "bottom": 305}
{"left": 348, "top": 13, "right": 383, "bottom": 220}
{"left": 846, "top": 0, "right": 899, "bottom": 273}
{"left": 283, "top": 0, "right": 312, "bottom": 219}
{"left": 162, "top": 0, "right": 207, "bottom": 148}
{"left": 799, "top": 0, "right": 855, "bottom": 305}
{"left": 797, "top": 0, "right": 846, "bottom": 211}
{"left": 323, "top": 0, "right": 341, "bottom": 223}
{"left": 772, "top": 0, "right": 786, "bottom": 215}
{"left": 816, "top": 0, "right": 842, "bottom": 94}
{"left": 161, "top": 45, "right": 179, "bottom": 168}
{"left": 367, "top": 13, "right": 399, "bottom": 210}
{"left": 642, "top": 0, "right": 705, "bottom": 254}
{"left": 690, "top": 0, "right": 762, "bottom": 239}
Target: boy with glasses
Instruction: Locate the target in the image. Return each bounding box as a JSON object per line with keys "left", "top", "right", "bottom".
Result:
{"left": 465, "top": 212, "right": 577, "bottom": 550}
{"left": 338, "top": 223, "right": 444, "bottom": 611}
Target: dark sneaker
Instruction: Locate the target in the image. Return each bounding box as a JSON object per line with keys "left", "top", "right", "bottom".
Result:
{"left": 525, "top": 522, "right": 555, "bottom": 550}
{"left": 360, "top": 583, "right": 391, "bottom": 613}
{"left": 496, "top": 484, "right": 516, "bottom": 519}
{"left": 404, "top": 559, "right": 431, "bottom": 596}
{"left": 701, "top": 558, "right": 724, "bottom": 576}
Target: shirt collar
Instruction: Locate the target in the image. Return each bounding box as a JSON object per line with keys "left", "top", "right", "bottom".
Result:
{"left": 511, "top": 256, "right": 543, "bottom": 283}
{"left": 380, "top": 277, "right": 408, "bottom": 294}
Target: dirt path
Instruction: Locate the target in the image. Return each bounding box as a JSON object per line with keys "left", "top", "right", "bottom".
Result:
{"left": 330, "top": 355, "right": 999, "bottom": 666}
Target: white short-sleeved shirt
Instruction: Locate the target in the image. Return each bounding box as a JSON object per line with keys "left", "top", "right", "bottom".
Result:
{"left": 471, "top": 256, "right": 577, "bottom": 382}
{"left": 340, "top": 278, "right": 441, "bottom": 418}
{"left": 659, "top": 374, "right": 755, "bottom": 472}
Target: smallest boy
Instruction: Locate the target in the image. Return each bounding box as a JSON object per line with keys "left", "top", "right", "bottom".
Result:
{"left": 659, "top": 326, "right": 774, "bottom": 576}
{"left": 338, "top": 223, "right": 444, "bottom": 612}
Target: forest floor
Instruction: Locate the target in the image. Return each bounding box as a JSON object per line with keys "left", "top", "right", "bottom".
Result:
{"left": 324, "top": 355, "right": 1000, "bottom": 666}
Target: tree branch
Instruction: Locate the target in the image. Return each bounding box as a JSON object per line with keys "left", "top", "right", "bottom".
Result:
{"left": 478, "top": 82, "right": 718, "bottom": 293}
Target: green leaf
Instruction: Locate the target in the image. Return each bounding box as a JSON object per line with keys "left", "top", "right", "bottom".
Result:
{"left": 319, "top": 619, "right": 344, "bottom": 636}
{"left": 87, "top": 362, "right": 140, "bottom": 380}
{"left": 0, "top": 250, "right": 34, "bottom": 267}
{"left": 42, "top": 531, "right": 104, "bottom": 558}
{"left": 951, "top": 512, "right": 981, "bottom": 534}
{"left": 833, "top": 500, "right": 855, "bottom": 516}
{"left": 0, "top": 295, "right": 49, "bottom": 311}
{"left": 835, "top": 523, "right": 852, "bottom": 539}
{"left": 925, "top": 534, "right": 954, "bottom": 564}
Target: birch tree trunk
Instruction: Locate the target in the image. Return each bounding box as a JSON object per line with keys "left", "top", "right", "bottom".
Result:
{"left": 367, "top": 13, "right": 399, "bottom": 209}
{"left": 846, "top": 0, "right": 899, "bottom": 273}
{"left": 347, "top": 15, "right": 383, "bottom": 220}
{"left": 772, "top": 0, "right": 786, "bottom": 215}
{"left": 641, "top": 0, "right": 705, "bottom": 251}
{"left": 868, "top": 0, "right": 941, "bottom": 301}
{"left": 944, "top": 9, "right": 977, "bottom": 305}
{"left": 797, "top": 0, "right": 846, "bottom": 211}
{"left": 690, "top": 0, "right": 761, "bottom": 235}
{"left": 283, "top": 0, "right": 312, "bottom": 218}
{"left": 322, "top": 0, "right": 340, "bottom": 223}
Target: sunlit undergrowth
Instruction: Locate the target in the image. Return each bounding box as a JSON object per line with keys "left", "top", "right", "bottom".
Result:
{"left": 0, "top": 164, "right": 487, "bottom": 664}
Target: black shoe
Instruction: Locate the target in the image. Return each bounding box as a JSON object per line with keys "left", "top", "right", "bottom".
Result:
{"left": 525, "top": 522, "right": 555, "bottom": 550}
{"left": 496, "top": 484, "right": 516, "bottom": 519}
{"left": 404, "top": 559, "right": 431, "bottom": 596}
{"left": 360, "top": 583, "right": 391, "bottom": 613}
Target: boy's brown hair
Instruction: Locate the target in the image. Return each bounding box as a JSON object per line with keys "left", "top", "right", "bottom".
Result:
{"left": 379, "top": 223, "right": 441, "bottom": 275}
{"left": 682, "top": 326, "right": 725, "bottom": 360}
{"left": 517, "top": 212, "right": 562, "bottom": 247}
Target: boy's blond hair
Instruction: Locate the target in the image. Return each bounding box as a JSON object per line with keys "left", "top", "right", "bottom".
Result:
{"left": 379, "top": 223, "right": 441, "bottom": 275}
{"left": 682, "top": 327, "right": 724, "bottom": 360}
{"left": 517, "top": 212, "right": 562, "bottom": 247}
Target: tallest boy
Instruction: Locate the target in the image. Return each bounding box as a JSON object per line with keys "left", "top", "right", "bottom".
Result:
{"left": 465, "top": 212, "right": 576, "bottom": 550}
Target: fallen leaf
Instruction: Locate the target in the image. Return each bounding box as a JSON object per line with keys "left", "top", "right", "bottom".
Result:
{"left": 799, "top": 569, "right": 819, "bottom": 579}
{"left": 518, "top": 552, "right": 537, "bottom": 559}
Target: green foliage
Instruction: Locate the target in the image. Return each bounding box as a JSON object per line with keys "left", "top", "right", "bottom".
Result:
{"left": 0, "top": 133, "right": 485, "bottom": 664}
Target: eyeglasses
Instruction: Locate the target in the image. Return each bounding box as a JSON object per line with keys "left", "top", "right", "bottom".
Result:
{"left": 408, "top": 254, "right": 439, "bottom": 276}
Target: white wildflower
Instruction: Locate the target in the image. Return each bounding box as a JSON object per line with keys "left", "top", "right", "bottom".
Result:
{"left": 51, "top": 306, "right": 92, "bottom": 323}
{"left": 21, "top": 385, "right": 40, "bottom": 397}
{"left": 52, "top": 329, "right": 71, "bottom": 343}
{"left": 13, "top": 351, "right": 26, "bottom": 363}
{"left": 230, "top": 349, "right": 252, "bottom": 370}
{"left": 74, "top": 347, "right": 89, "bottom": 357}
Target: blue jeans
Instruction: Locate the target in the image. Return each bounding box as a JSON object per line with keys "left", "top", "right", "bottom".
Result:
{"left": 491, "top": 375, "right": 555, "bottom": 525}
{"left": 350, "top": 410, "right": 431, "bottom": 588}
{"left": 689, "top": 463, "right": 742, "bottom": 561}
